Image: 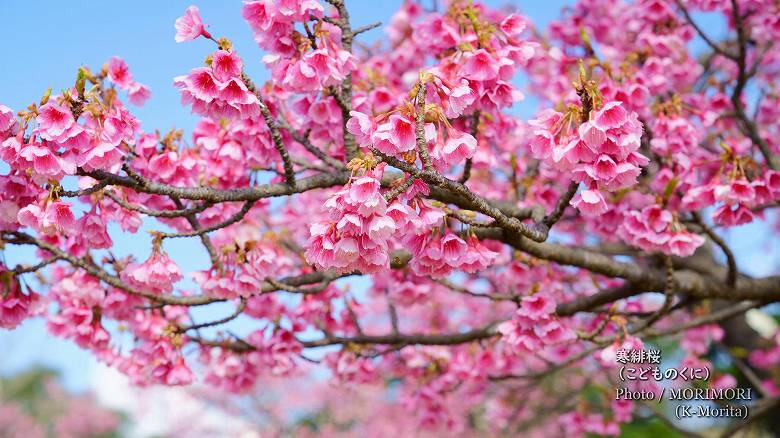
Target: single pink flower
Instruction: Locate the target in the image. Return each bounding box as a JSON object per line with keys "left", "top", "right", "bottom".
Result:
{"left": 570, "top": 188, "right": 607, "bottom": 216}
{"left": 107, "top": 57, "right": 133, "bottom": 89}
{"left": 175, "top": 5, "right": 211, "bottom": 42}
{"left": 593, "top": 101, "right": 628, "bottom": 130}
{"left": 127, "top": 82, "right": 151, "bottom": 106}
{"left": 461, "top": 49, "right": 499, "bottom": 81}
{"left": 518, "top": 293, "right": 555, "bottom": 320}
{"left": 666, "top": 232, "right": 705, "bottom": 257}
{"left": 37, "top": 102, "right": 75, "bottom": 139}
{"left": 440, "top": 232, "right": 467, "bottom": 266}
{"left": 388, "top": 114, "right": 417, "bottom": 153}
{"left": 500, "top": 14, "right": 527, "bottom": 36}
{"left": 439, "top": 129, "right": 477, "bottom": 165}
{"left": 346, "top": 111, "right": 376, "bottom": 146}
{"left": 211, "top": 50, "right": 243, "bottom": 82}
{"left": 578, "top": 121, "right": 606, "bottom": 150}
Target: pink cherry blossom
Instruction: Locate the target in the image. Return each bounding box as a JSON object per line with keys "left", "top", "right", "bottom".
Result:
{"left": 107, "top": 56, "right": 133, "bottom": 88}
{"left": 437, "top": 129, "right": 477, "bottom": 165}
{"left": 175, "top": 5, "right": 211, "bottom": 42}
{"left": 36, "top": 102, "right": 75, "bottom": 140}
{"left": 127, "top": 81, "right": 151, "bottom": 106}
{"left": 570, "top": 187, "right": 607, "bottom": 216}
{"left": 121, "top": 251, "right": 183, "bottom": 295}
{"left": 17, "top": 200, "right": 77, "bottom": 235}
{"left": 0, "top": 104, "right": 15, "bottom": 139}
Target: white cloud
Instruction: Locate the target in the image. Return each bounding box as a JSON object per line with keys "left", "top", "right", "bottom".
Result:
{"left": 90, "top": 365, "right": 261, "bottom": 438}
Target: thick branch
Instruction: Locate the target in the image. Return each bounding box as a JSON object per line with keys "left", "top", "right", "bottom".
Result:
{"left": 414, "top": 82, "right": 434, "bottom": 171}
{"left": 476, "top": 227, "right": 780, "bottom": 302}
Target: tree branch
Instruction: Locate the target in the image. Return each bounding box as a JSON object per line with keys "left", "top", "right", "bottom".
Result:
{"left": 240, "top": 73, "right": 297, "bottom": 186}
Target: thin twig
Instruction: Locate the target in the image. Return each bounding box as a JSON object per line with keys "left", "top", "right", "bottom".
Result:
{"left": 459, "top": 110, "right": 480, "bottom": 184}
{"left": 414, "top": 82, "right": 434, "bottom": 171}
{"left": 353, "top": 21, "right": 382, "bottom": 35}
{"left": 241, "top": 72, "right": 297, "bottom": 186}
{"left": 692, "top": 212, "right": 737, "bottom": 286}
{"left": 160, "top": 201, "right": 256, "bottom": 239}
{"left": 542, "top": 181, "right": 579, "bottom": 229}
{"left": 178, "top": 298, "right": 246, "bottom": 333}
{"left": 104, "top": 191, "right": 212, "bottom": 218}
{"left": 674, "top": 0, "right": 736, "bottom": 60}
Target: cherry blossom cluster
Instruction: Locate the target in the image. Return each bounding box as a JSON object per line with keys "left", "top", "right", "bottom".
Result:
{"left": 406, "top": 229, "right": 498, "bottom": 279}
{"left": 0, "top": 264, "right": 42, "bottom": 329}
{"left": 348, "top": 106, "right": 480, "bottom": 169}
{"left": 194, "top": 237, "right": 296, "bottom": 299}
{"left": 305, "top": 164, "right": 396, "bottom": 273}
{"left": 121, "top": 250, "right": 183, "bottom": 296}
{"left": 498, "top": 291, "right": 575, "bottom": 352}
{"left": 1, "top": 80, "right": 141, "bottom": 183}
{"left": 618, "top": 204, "right": 705, "bottom": 257}
{"left": 529, "top": 101, "right": 648, "bottom": 217}
{"left": 682, "top": 171, "right": 780, "bottom": 226}
{"left": 175, "top": 49, "right": 260, "bottom": 120}
{"left": 242, "top": 0, "right": 357, "bottom": 93}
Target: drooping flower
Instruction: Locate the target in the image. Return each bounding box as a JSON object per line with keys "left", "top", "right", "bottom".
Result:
{"left": 120, "top": 251, "right": 183, "bottom": 295}
{"left": 175, "top": 5, "right": 211, "bottom": 42}
{"left": 305, "top": 170, "right": 396, "bottom": 274}
{"left": 211, "top": 50, "right": 243, "bottom": 81}
{"left": 17, "top": 200, "right": 77, "bottom": 235}
{"left": 127, "top": 82, "right": 151, "bottom": 106}
{"left": 107, "top": 57, "right": 133, "bottom": 89}
{"left": 437, "top": 129, "right": 477, "bottom": 165}
{"left": 175, "top": 56, "right": 261, "bottom": 120}
{"left": 570, "top": 187, "right": 607, "bottom": 217}
{"left": 0, "top": 269, "right": 40, "bottom": 329}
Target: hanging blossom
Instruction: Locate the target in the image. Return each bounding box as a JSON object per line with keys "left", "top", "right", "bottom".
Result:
{"left": 175, "top": 49, "right": 260, "bottom": 120}
{"left": 0, "top": 266, "right": 42, "bottom": 329}
{"left": 406, "top": 230, "right": 498, "bottom": 279}
{"left": 245, "top": 328, "right": 303, "bottom": 376}
{"left": 324, "top": 350, "right": 379, "bottom": 384}
{"left": 120, "top": 238, "right": 183, "bottom": 296}
{"left": 618, "top": 205, "right": 705, "bottom": 257}
{"left": 242, "top": 0, "right": 356, "bottom": 93}
{"left": 498, "top": 291, "right": 576, "bottom": 352}
{"left": 530, "top": 99, "right": 648, "bottom": 217}
{"left": 305, "top": 162, "right": 396, "bottom": 274}
{"left": 348, "top": 103, "right": 479, "bottom": 169}
{"left": 45, "top": 269, "right": 112, "bottom": 352}
{"left": 174, "top": 5, "right": 212, "bottom": 42}
{"left": 119, "top": 338, "right": 194, "bottom": 386}
{"left": 681, "top": 170, "right": 780, "bottom": 227}
{"left": 192, "top": 237, "right": 296, "bottom": 299}
{"left": 17, "top": 199, "right": 77, "bottom": 236}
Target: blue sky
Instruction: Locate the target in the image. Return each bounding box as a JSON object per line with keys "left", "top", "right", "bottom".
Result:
{"left": 0, "top": 0, "right": 776, "bottom": 394}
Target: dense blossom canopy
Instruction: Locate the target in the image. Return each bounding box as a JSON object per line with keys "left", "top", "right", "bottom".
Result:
{"left": 1, "top": 0, "right": 780, "bottom": 435}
